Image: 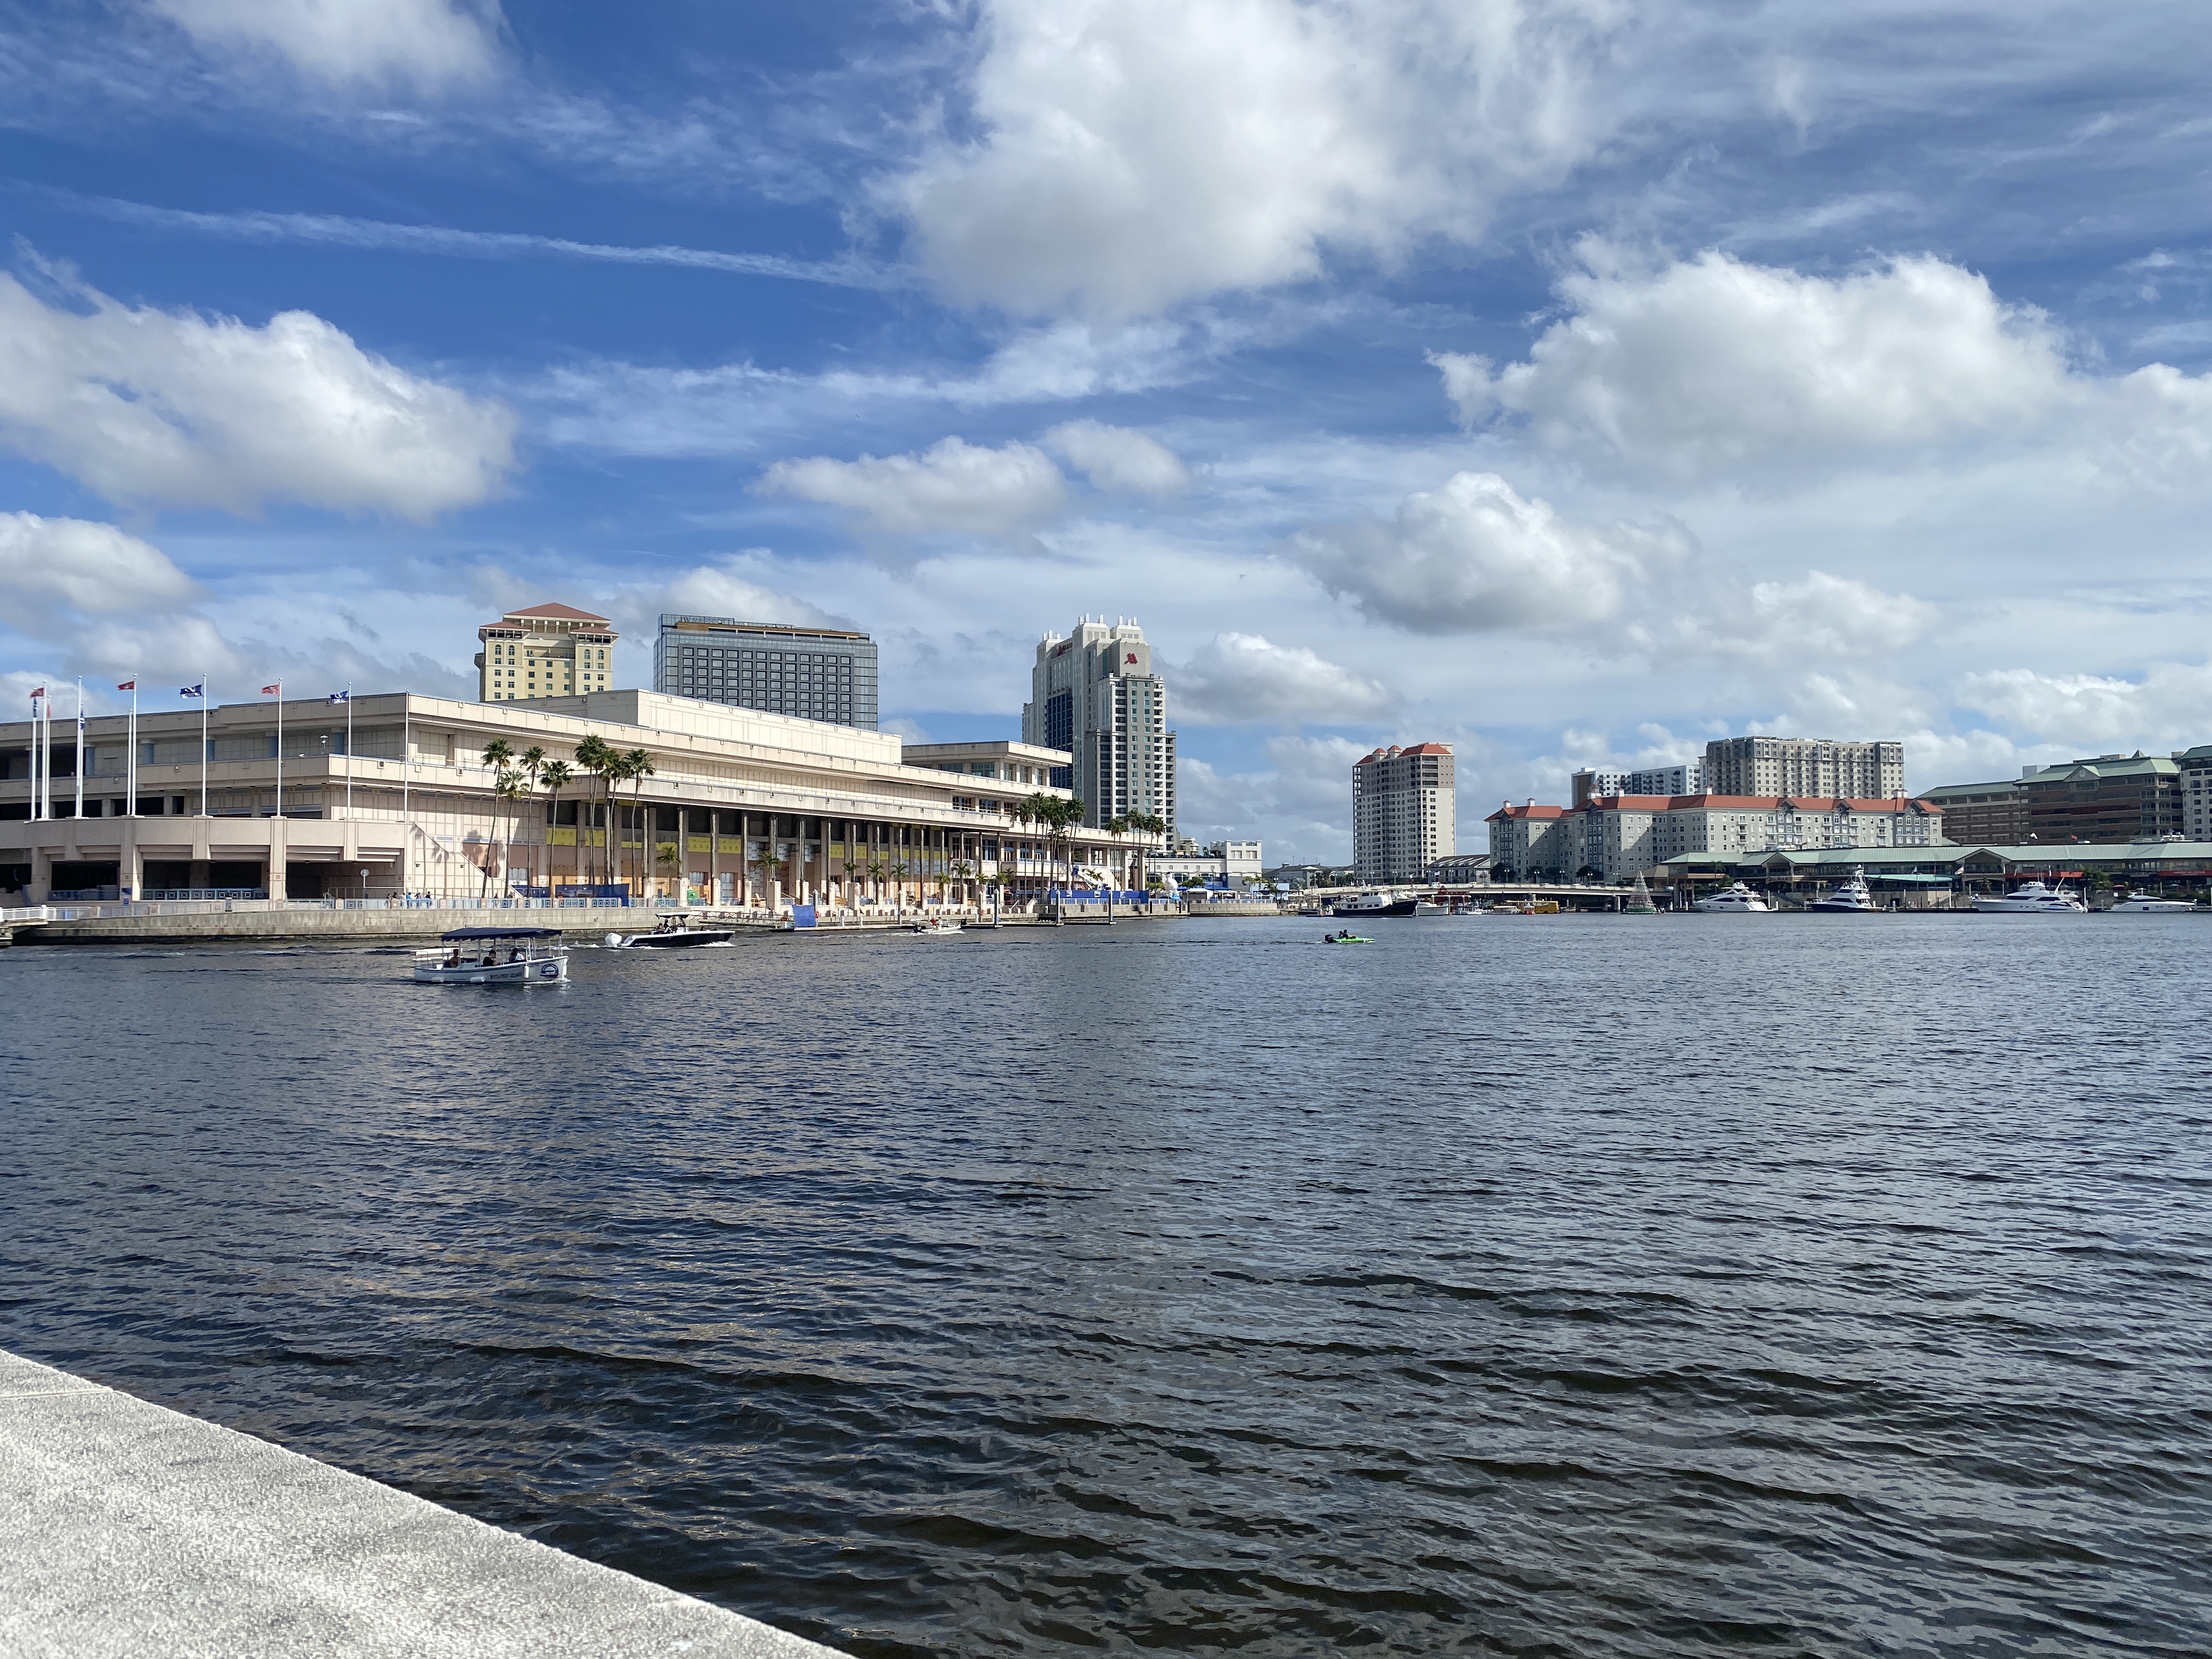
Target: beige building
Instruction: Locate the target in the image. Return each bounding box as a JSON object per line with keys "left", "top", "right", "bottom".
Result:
{"left": 0, "top": 691, "right": 1146, "bottom": 910}
{"left": 477, "top": 602, "right": 618, "bottom": 703}
{"left": 1491, "top": 791, "right": 1945, "bottom": 883}
{"left": 1353, "top": 743, "right": 1454, "bottom": 883}
{"left": 1703, "top": 736, "right": 1904, "bottom": 799}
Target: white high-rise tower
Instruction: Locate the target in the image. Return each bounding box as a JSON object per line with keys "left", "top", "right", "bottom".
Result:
{"left": 1022, "top": 617, "right": 1176, "bottom": 836}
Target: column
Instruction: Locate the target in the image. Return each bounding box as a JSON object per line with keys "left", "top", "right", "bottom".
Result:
{"left": 268, "top": 817, "right": 289, "bottom": 902}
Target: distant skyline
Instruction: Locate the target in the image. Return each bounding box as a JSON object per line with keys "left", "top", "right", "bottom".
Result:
{"left": 3, "top": 1, "right": 2209, "bottom": 860}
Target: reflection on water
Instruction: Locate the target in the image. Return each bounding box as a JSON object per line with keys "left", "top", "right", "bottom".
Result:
{"left": 4, "top": 916, "right": 2209, "bottom": 1656}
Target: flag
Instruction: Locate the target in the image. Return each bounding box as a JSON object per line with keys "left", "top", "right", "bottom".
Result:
{"left": 180, "top": 684, "right": 204, "bottom": 698}
{"left": 116, "top": 679, "right": 135, "bottom": 691}
{"left": 30, "top": 686, "right": 44, "bottom": 699}
{"left": 328, "top": 690, "right": 349, "bottom": 703}
{"left": 262, "top": 683, "right": 281, "bottom": 695}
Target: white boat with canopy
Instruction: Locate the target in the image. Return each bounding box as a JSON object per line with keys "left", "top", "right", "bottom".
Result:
{"left": 414, "top": 927, "right": 571, "bottom": 985}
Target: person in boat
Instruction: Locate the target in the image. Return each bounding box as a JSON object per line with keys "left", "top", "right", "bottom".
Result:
{"left": 442, "top": 948, "right": 461, "bottom": 968}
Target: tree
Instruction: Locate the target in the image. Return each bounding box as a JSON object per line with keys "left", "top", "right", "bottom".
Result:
{"left": 538, "top": 760, "right": 574, "bottom": 892}
{"left": 749, "top": 845, "right": 780, "bottom": 909}
{"left": 478, "top": 739, "right": 515, "bottom": 900}
{"left": 865, "top": 855, "right": 887, "bottom": 906}
{"left": 573, "top": 734, "right": 619, "bottom": 888}
{"left": 622, "top": 748, "right": 655, "bottom": 895}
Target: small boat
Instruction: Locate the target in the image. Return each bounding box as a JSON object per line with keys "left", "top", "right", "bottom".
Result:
{"left": 415, "top": 927, "right": 569, "bottom": 985}
{"left": 1333, "top": 890, "right": 1418, "bottom": 918}
{"left": 1695, "top": 882, "right": 1770, "bottom": 913}
{"left": 1322, "top": 931, "right": 1374, "bottom": 944}
{"left": 1971, "top": 881, "right": 2086, "bottom": 914}
{"left": 1807, "top": 871, "right": 1880, "bottom": 913}
{"left": 1412, "top": 900, "right": 1448, "bottom": 916}
{"left": 905, "top": 918, "right": 965, "bottom": 935}
{"left": 2107, "top": 895, "right": 2194, "bottom": 913}
{"left": 606, "top": 916, "right": 737, "bottom": 948}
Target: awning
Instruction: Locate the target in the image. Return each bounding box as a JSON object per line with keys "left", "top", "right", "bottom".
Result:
{"left": 440, "top": 927, "right": 563, "bottom": 940}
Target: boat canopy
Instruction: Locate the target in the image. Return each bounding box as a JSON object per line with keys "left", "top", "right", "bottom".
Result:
{"left": 439, "top": 926, "right": 564, "bottom": 940}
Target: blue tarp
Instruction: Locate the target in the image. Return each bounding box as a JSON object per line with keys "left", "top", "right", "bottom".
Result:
{"left": 791, "top": 904, "right": 817, "bottom": 928}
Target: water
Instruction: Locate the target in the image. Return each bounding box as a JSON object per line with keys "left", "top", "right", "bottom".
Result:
{"left": 3, "top": 915, "right": 2209, "bottom": 1656}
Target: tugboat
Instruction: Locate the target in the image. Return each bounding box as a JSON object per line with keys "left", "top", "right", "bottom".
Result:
{"left": 1807, "top": 870, "right": 1880, "bottom": 913}
{"left": 414, "top": 927, "right": 569, "bottom": 985}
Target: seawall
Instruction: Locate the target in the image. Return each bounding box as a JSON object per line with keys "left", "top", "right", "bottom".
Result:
{"left": 0, "top": 1346, "right": 847, "bottom": 1658}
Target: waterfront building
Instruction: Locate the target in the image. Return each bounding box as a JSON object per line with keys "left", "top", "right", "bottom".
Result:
{"left": 476, "top": 602, "right": 618, "bottom": 703}
{"left": 0, "top": 691, "right": 1147, "bottom": 907}
{"left": 1148, "top": 839, "right": 1264, "bottom": 886}
{"left": 1572, "top": 763, "right": 1702, "bottom": 807}
{"left": 1267, "top": 863, "right": 1353, "bottom": 890}
{"left": 1426, "top": 852, "right": 1491, "bottom": 883}
{"left": 1703, "top": 736, "right": 1903, "bottom": 800}
{"left": 653, "top": 614, "right": 879, "bottom": 730}
{"left": 1022, "top": 618, "right": 1176, "bottom": 834}
{"left": 1486, "top": 800, "right": 1569, "bottom": 880}
{"left": 1919, "top": 777, "right": 2029, "bottom": 845}
{"left": 2181, "top": 746, "right": 2212, "bottom": 840}
{"left": 1489, "top": 793, "right": 1944, "bottom": 883}
{"left": 1353, "top": 743, "right": 1455, "bottom": 884}
{"left": 2017, "top": 752, "right": 2180, "bottom": 842}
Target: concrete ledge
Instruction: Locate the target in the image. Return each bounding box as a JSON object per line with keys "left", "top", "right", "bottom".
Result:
{"left": 0, "top": 1349, "right": 847, "bottom": 1658}
{"left": 30, "top": 909, "right": 707, "bottom": 944}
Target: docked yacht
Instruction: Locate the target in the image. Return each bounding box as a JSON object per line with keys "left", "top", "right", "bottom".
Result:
{"left": 1970, "top": 881, "right": 2086, "bottom": 913}
{"left": 1807, "top": 871, "right": 1880, "bottom": 913}
{"left": 2108, "top": 895, "right": 2194, "bottom": 913}
{"left": 1694, "top": 882, "right": 1770, "bottom": 913}
{"left": 1332, "top": 890, "right": 1419, "bottom": 918}
{"left": 414, "top": 927, "right": 569, "bottom": 985}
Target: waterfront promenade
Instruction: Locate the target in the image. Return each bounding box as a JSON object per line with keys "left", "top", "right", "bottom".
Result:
{"left": 0, "top": 1348, "right": 844, "bottom": 1658}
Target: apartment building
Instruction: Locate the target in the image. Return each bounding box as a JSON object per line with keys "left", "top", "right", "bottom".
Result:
{"left": 2180, "top": 746, "right": 2212, "bottom": 840}
{"left": 1023, "top": 617, "right": 1176, "bottom": 835}
{"left": 1490, "top": 792, "right": 1945, "bottom": 883}
{"left": 1571, "top": 763, "right": 1703, "bottom": 807}
{"left": 1703, "top": 736, "right": 1904, "bottom": 800}
{"left": 653, "top": 614, "right": 879, "bottom": 730}
{"left": 1486, "top": 800, "right": 1569, "bottom": 878}
{"left": 1353, "top": 743, "right": 1455, "bottom": 883}
{"left": 476, "top": 602, "right": 618, "bottom": 702}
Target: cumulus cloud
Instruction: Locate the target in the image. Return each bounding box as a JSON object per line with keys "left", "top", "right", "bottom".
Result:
{"left": 1957, "top": 662, "right": 2212, "bottom": 752}
{"left": 1043, "top": 420, "right": 1191, "bottom": 496}
{"left": 1640, "top": 572, "right": 1938, "bottom": 664}
{"left": 1293, "top": 470, "right": 1676, "bottom": 631}
{"left": 1437, "top": 248, "right": 2212, "bottom": 488}
{"left": 1173, "top": 631, "right": 1397, "bottom": 726}
{"left": 148, "top": 0, "right": 503, "bottom": 90}
{"left": 1178, "top": 733, "right": 1374, "bottom": 857}
{"left": 758, "top": 437, "right": 1068, "bottom": 539}
{"left": 0, "top": 269, "right": 516, "bottom": 519}
{"left": 0, "top": 514, "right": 196, "bottom": 627}
{"left": 889, "top": 0, "right": 1625, "bottom": 317}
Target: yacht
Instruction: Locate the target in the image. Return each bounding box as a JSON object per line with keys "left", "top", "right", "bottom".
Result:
{"left": 2108, "top": 895, "right": 2196, "bottom": 913}
{"left": 1694, "top": 882, "right": 1769, "bottom": 913}
{"left": 1333, "top": 890, "right": 1418, "bottom": 918}
{"left": 1807, "top": 871, "right": 1880, "bottom": 913}
{"left": 414, "top": 926, "right": 569, "bottom": 985}
{"left": 1970, "top": 881, "right": 2086, "bottom": 913}
{"left": 607, "top": 915, "right": 737, "bottom": 948}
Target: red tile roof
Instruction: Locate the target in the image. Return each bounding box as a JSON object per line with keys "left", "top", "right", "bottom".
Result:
{"left": 504, "top": 601, "right": 611, "bottom": 622}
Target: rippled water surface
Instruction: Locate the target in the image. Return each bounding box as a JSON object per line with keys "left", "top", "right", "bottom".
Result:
{"left": 4, "top": 914, "right": 2210, "bottom": 1656}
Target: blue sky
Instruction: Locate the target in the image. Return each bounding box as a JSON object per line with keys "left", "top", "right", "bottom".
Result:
{"left": 2, "top": 0, "right": 2210, "bottom": 860}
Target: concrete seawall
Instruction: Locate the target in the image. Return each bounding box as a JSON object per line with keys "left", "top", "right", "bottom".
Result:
{"left": 27, "top": 908, "right": 760, "bottom": 944}
{"left": 0, "top": 1348, "right": 847, "bottom": 1658}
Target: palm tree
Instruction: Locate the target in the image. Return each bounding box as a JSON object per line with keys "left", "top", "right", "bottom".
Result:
{"left": 538, "top": 760, "right": 573, "bottom": 893}
{"left": 478, "top": 739, "right": 515, "bottom": 899}
{"left": 573, "top": 734, "right": 618, "bottom": 887}
{"left": 865, "top": 856, "right": 886, "bottom": 909}
{"left": 622, "top": 748, "right": 654, "bottom": 895}
{"left": 749, "top": 846, "right": 779, "bottom": 910}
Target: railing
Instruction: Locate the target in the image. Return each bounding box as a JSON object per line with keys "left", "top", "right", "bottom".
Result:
{"left": 20, "top": 896, "right": 646, "bottom": 921}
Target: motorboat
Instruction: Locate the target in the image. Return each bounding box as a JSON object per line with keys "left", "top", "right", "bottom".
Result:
{"left": 1807, "top": 872, "right": 1880, "bottom": 913}
{"left": 606, "top": 916, "right": 737, "bottom": 948}
{"left": 2107, "top": 895, "right": 2195, "bottom": 913}
{"left": 905, "top": 918, "right": 966, "bottom": 936}
{"left": 1333, "top": 891, "right": 1418, "bottom": 918}
{"left": 1322, "top": 930, "right": 1374, "bottom": 944}
{"left": 415, "top": 927, "right": 569, "bottom": 985}
{"left": 1694, "top": 882, "right": 1770, "bottom": 913}
{"left": 1412, "top": 900, "right": 1448, "bottom": 916}
{"left": 1970, "top": 881, "right": 2086, "bottom": 914}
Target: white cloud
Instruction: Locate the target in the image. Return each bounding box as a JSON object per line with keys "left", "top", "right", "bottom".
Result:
{"left": 1957, "top": 662, "right": 2212, "bottom": 753}
{"left": 0, "top": 269, "right": 516, "bottom": 520}
{"left": 1173, "top": 631, "right": 1397, "bottom": 726}
{"left": 644, "top": 561, "right": 840, "bottom": 631}
{"left": 0, "top": 514, "right": 196, "bottom": 625}
{"left": 1641, "top": 572, "right": 1938, "bottom": 664}
{"left": 889, "top": 0, "right": 1625, "bottom": 317}
{"left": 1292, "top": 470, "right": 1675, "bottom": 631}
{"left": 1438, "top": 248, "right": 2212, "bottom": 488}
{"left": 147, "top": 0, "right": 502, "bottom": 90}
{"left": 757, "top": 437, "right": 1068, "bottom": 539}
{"left": 1178, "top": 733, "right": 1373, "bottom": 857}
{"left": 1043, "top": 420, "right": 1190, "bottom": 496}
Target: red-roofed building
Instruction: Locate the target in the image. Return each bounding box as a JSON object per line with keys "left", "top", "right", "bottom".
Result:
{"left": 1354, "top": 743, "right": 1455, "bottom": 882}
{"left": 476, "top": 603, "right": 619, "bottom": 703}
{"left": 1489, "top": 792, "right": 1945, "bottom": 882}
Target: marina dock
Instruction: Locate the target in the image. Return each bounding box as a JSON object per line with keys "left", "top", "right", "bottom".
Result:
{"left": 0, "top": 1347, "right": 845, "bottom": 1658}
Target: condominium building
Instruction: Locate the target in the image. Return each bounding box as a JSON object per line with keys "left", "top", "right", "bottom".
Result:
{"left": 1703, "top": 736, "right": 1903, "bottom": 799}
{"left": 476, "top": 602, "right": 617, "bottom": 703}
{"left": 653, "top": 615, "right": 879, "bottom": 730}
{"left": 1022, "top": 617, "right": 1175, "bottom": 834}
{"left": 1487, "top": 800, "right": 1568, "bottom": 878}
{"left": 1572, "top": 762, "right": 1703, "bottom": 807}
{"left": 1489, "top": 792, "right": 1944, "bottom": 883}
{"left": 1354, "top": 744, "right": 1455, "bottom": 883}
{"left": 2180, "top": 746, "right": 2212, "bottom": 840}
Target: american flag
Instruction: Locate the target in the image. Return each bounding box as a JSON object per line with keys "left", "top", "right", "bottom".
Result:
{"left": 116, "top": 679, "right": 136, "bottom": 691}
{"left": 262, "top": 683, "right": 281, "bottom": 695}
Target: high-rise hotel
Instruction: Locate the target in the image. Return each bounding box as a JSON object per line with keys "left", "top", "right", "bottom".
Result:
{"left": 476, "top": 602, "right": 618, "bottom": 702}
{"left": 1023, "top": 617, "right": 1175, "bottom": 836}
{"left": 1353, "top": 743, "right": 1456, "bottom": 883}
{"left": 653, "top": 615, "right": 880, "bottom": 730}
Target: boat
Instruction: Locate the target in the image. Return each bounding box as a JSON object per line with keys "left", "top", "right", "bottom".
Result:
{"left": 1412, "top": 899, "right": 1448, "bottom": 916}
{"left": 1970, "top": 881, "right": 2086, "bottom": 914}
{"left": 1332, "top": 890, "right": 1418, "bottom": 918}
{"left": 2108, "top": 895, "right": 2196, "bottom": 913}
{"left": 606, "top": 916, "right": 737, "bottom": 948}
{"left": 414, "top": 927, "right": 569, "bottom": 985}
{"left": 1807, "top": 871, "right": 1880, "bottom": 913}
{"left": 1625, "top": 874, "right": 1658, "bottom": 915}
{"left": 1322, "top": 931, "right": 1374, "bottom": 944}
{"left": 1694, "top": 882, "right": 1770, "bottom": 913}
{"left": 905, "top": 918, "right": 966, "bottom": 935}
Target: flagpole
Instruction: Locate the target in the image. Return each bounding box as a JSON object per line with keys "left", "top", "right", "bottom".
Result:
{"left": 345, "top": 684, "right": 353, "bottom": 820}
{"left": 73, "top": 679, "right": 84, "bottom": 820}
{"left": 28, "top": 691, "right": 40, "bottom": 821}
{"left": 127, "top": 680, "right": 138, "bottom": 817}
{"left": 401, "top": 693, "right": 411, "bottom": 898}
{"left": 41, "top": 689, "right": 52, "bottom": 821}
{"left": 275, "top": 685, "right": 284, "bottom": 820}
{"left": 200, "top": 673, "right": 209, "bottom": 816}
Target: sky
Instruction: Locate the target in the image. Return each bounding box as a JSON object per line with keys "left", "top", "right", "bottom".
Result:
{"left": 2, "top": 0, "right": 2209, "bottom": 862}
